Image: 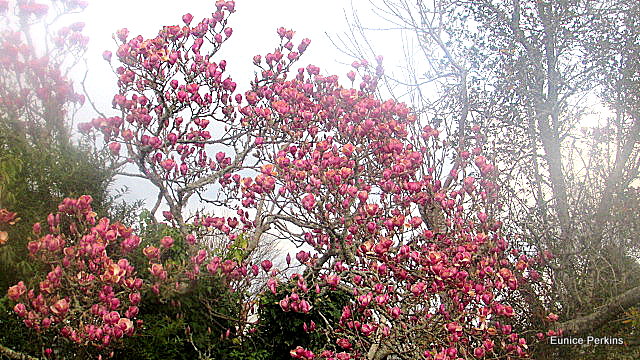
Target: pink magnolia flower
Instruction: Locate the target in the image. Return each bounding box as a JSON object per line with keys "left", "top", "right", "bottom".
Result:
{"left": 160, "top": 159, "right": 176, "bottom": 171}
{"left": 101, "top": 262, "right": 126, "bottom": 284}
{"left": 336, "top": 338, "right": 352, "bottom": 350}
{"left": 360, "top": 323, "right": 376, "bottom": 336}
{"left": 117, "top": 317, "right": 134, "bottom": 335}
{"left": 13, "top": 303, "right": 27, "bottom": 317}
{"left": 102, "top": 50, "right": 112, "bottom": 62}
{"left": 261, "top": 260, "right": 272, "bottom": 272}
{"left": 182, "top": 13, "right": 193, "bottom": 25}
{"left": 160, "top": 236, "right": 174, "bottom": 248}
{"left": 149, "top": 263, "right": 167, "bottom": 280}
{"left": 128, "top": 292, "right": 141, "bottom": 306}
{"left": 108, "top": 142, "right": 121, "bottom": 155}
{"left": 143, "top": 246, "right": 160, "bottom": 260}
{"left": 325, "top": 275, "right": 340, "bottom": 288}
{"left": 301, "top": 193, "right": 316, "bottom": 210}
{"left": 267, "top": 278, "right": 277, "bottom": 294}
{"left": 102, "top": 310, "right": 120, "bottom": 325}
{"left": 279, "top": 296, "right": 290, "bottom": 312}
{"left": 50, "top": 298, "right": 70, "bottom": 316}
{"left": 298, "top": 299, "right": 311, "bottom": 313}
{"left": 186, "top": 234, "right": 196, "bottom": 245}
{"left": 7, "top": 281, "right": 27, "bottom": 301}
{"left": 296, "top": 251, "right": 310, "bottom": 263}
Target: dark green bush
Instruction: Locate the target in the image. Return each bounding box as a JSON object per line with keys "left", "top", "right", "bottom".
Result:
{"left": 253, "top": 283, "right": 352, "bottom": 358}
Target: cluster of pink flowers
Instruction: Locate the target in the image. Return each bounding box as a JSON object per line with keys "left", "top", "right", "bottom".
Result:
{"left": 0, "top": 208, "right": 18, "bottom": 245}
{"left": 8, "top": 195, "right": 144, "bottom": 347}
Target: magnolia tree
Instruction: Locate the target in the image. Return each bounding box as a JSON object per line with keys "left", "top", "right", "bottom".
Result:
{"left": 242, "top": 62, "right": 554, "bottom": 359}
{"left": 5, "top": 1, "right": 558, "bottom": 359}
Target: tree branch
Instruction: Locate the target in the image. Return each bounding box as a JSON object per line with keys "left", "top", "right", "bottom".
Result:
{"left": 556, "top": 284, "right": 640, "bottom": 335}
{"left": 0, "top": 344, "right": 39, "bottom": 360}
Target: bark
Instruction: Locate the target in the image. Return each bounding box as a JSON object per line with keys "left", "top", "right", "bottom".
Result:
{"left": 536, "top": 0, "right": 571, "bottom": 236}
{"left": 556, "top": 284, "right": 640, "bottom": 335}
{"left": 419, "top": 201, "right": 445, "bottom": 234}
{"left": 367, "top": 342, "right": 393, "bottom": 360}
{"left": 594, "top": 113, "right": 640, "bottom": 229}
{"left": 0, "top": 344, "right": 39, "bottom": 360}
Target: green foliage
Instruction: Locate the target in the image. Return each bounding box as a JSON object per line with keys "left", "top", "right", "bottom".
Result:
{"left": 254, "top": 283, "right": 352, "bottom": 358}
{"left": 104, "top": 211, "right": 259, "bottom": 360}
{"left": 137, "top": 209, "right": 186, "bottom": 251}
{"left": 0, "top": 120, "right": 121, "bottom": 291}
{"left": 110, "top": 267, "right": 256, "bottom": 360}
{"left": 226, "top": 233, "right": 250, "bottom": 263}
{"left": 0, "top": 296, "right": 45, "bottom": 358}
{"left": 115, "top": 298, "right": 205, "bottom": 360}
{"left": 577, "top": 306, "right": 640, "bottom": 360}
{"left": 0, "top": 119, "right": 139, "bottom": 359}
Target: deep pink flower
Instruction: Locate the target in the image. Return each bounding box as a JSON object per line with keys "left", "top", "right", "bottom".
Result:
{"left": 128, "top": 292, "right": 141, "bottom": 305}
{"left": 336, "top": 338, "right": 352, "bottom": 350}
{"left": 279, "top": 297, "right": 290, "bottom": 311}
{"left": 261, "top": 260, "right": 272, "bottom": 272}
{"left": 296, "top": 251, "right": 310, "bottom": 264}
{"left": 160, "top": 159, "right": 176, "bottom": 171}
{"left": 150, "top": 263, "right": 166, "bottom": 279}
{"left": 108, "top": 142, "right": 121, "bottom": 155}
{"left": 7, "top": 281, "right": 26, "bottom": 301}
{"left": 143, "top": 246, "right": 160, "bottom": 260}
{"left": 13, "top": 303, "right": 27, "bottom": 317}
{"left": 473, "top": 347, "right": 486, "bottom": 358}
{"left": 301, "top": 194, "right": 316, "bottom": 210}
{"left": 182, "top": 13, "right": 193, "bottom": 25}
{"left": 267, "top": 278, "right": 277, "bottom": 294}
{"left": 50, "top": 298, "right": 70, "bottom": 316}
{"left": 186, "top": 234, "right": 196, "bottom": 245}
{"left": 160, "top": 236, "right": 174, "bottom": 248}
{"left": 298, "top": 299, "right": 311, "bottom": 313}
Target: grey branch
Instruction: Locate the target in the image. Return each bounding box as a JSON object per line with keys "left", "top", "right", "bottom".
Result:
{"left": 556, "top": 284, "right": 640, "bottom": 335}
